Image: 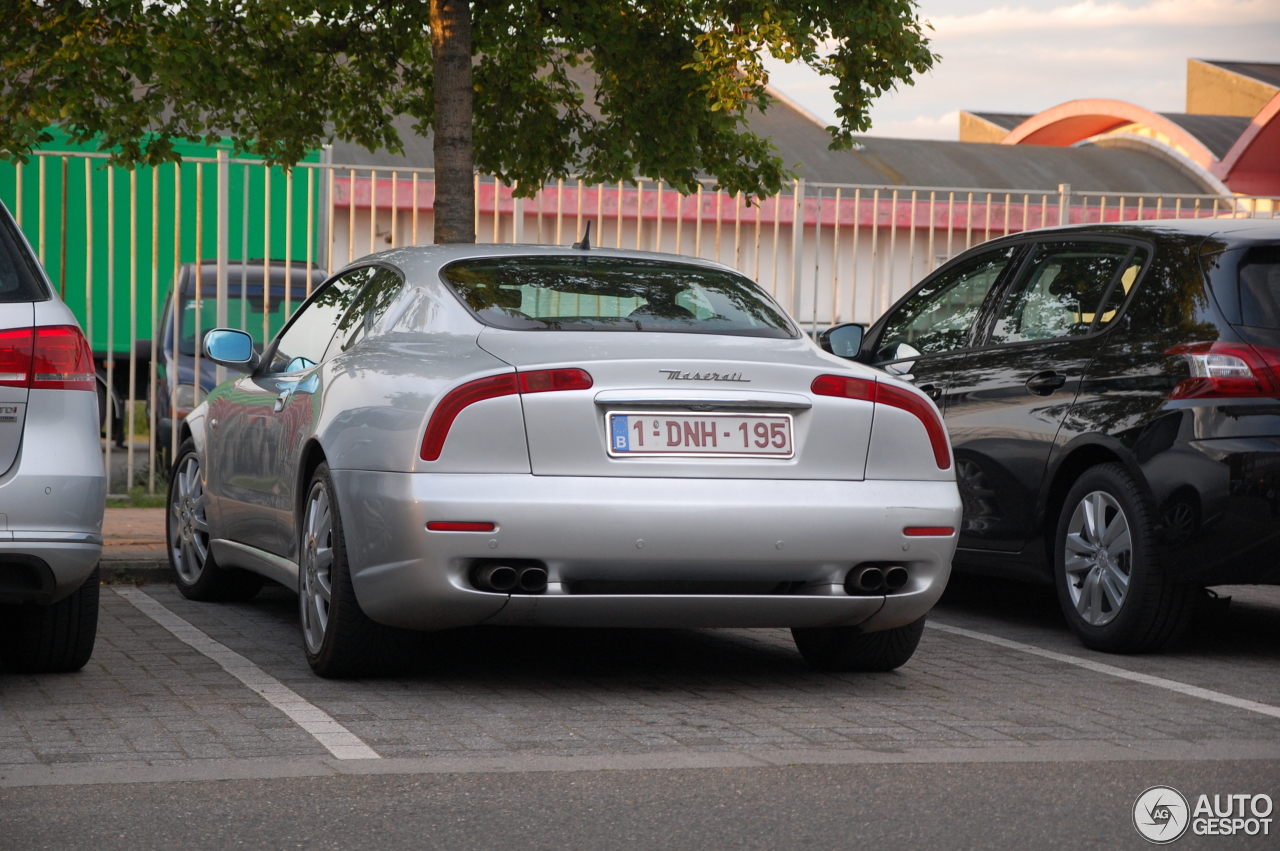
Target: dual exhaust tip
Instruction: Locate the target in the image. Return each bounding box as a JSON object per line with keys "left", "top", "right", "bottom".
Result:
{"left": 473, "top": 563, "right": 548, "bottom": 594}
{"left": 846, "top": 565, "right": 910, "bottom": 595}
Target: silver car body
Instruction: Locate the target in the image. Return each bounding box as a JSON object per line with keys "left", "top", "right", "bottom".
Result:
{"left": 0, "top": 213, "right": 104, "bottom": 606}
{"left": 191, "top": 245, "right": 961, "bottom": 633}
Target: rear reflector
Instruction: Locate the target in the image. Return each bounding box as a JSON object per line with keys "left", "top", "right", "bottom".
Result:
{"left": 812, "top": 374, "right": 951, "bottom": 469}
{"left": 903, "top": 526, "right": 955, "bottom": 537}
{"left": 427, "top": 521, "right": 497, "bottom": 532}
{"left": 421, "top": 368, "right": 594, "bottom": 461}
{"left": 1167, "top": 341, "right": 1280, "bottom": 399}
{"left": 0, "top": 328, "right": 33, "bottom": 388}
{"left": 0, "top": 325, "right": 94, "bottom": 391}
{"left": 518, "top": 368, "right": 593, "bottom": 393}
{"left": 32, "top": 326, "right": 96, "bottom": 391}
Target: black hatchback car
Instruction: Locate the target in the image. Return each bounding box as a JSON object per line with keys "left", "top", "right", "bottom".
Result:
{"left": 823, "top": 218, "right": 1280, "bottom": 653}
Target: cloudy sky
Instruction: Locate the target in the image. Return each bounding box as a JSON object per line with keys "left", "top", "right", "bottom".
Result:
{"left": 766, "top": 0, "right": 1280, "bottom": 140}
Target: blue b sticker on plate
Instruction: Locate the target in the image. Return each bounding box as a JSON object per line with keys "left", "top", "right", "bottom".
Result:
{"left": 610, "top": 414, "right": 630, "bottom": 452}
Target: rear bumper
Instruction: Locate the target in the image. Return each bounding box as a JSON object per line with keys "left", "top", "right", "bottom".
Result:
{"left": 331, "top": 471, "right": 960, "bottom": 631}
{"left": 0, "top": 389, "right": 105, "bottom": 603}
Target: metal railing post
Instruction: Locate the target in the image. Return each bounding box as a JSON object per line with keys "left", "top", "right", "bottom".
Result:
{"left": 1058, "top": 183, "right": 1071, "bottom": 226}
{"left": 790, "top": 179, "right": 805, "bottom": 318}
{"left": 215, "top": 150, "right": 229, "bottom": 385}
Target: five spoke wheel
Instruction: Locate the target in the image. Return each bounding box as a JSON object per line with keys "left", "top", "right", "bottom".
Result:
{"left": 170, "top": 453, "right": 211, "bottom": 585}
{"left": 300, "top": 481, "right": 335, "bottom": 655}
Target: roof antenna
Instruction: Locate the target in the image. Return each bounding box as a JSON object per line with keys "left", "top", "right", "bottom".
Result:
{"left": 572, "top": 221, "right": 592, "bottom": 250}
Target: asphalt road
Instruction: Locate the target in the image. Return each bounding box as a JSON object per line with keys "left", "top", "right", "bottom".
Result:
{"left": 2, "top": 573, "right": 1278, "bottom": 849}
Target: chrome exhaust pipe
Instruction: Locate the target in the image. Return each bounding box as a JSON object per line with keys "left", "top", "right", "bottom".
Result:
{"left": 475, "top": 564, "right": 518, "bottom": 593}
{"left": 846, "top": 566, "right": 885, "bottom": 594}
{"left": 884, "top": 566, "right": 910, "bottom": 593}
{"left": 517, "top": 565, "right": 548, "bottom": 594}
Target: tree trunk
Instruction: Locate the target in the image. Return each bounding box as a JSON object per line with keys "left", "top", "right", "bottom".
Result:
{"left": 429, "top": 0, "right": 474, "bottom": 243}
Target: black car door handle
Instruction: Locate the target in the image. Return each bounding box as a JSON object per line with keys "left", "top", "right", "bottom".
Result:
{"left": 916, "top": 383, "right": 945, "bottom": 402}
{"left": 1025, "top": 371, "right": 1067, "bottom": 396}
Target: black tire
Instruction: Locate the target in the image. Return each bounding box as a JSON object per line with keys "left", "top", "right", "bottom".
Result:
{"left": 299, "top": 462, "right": 403, "bottom": 678}
{"left": 167, "top": 438, "right": 263, "bottom": 602}
{"left": 1054, "top": 463, "right": 1194, "bottom": 653}
{"left": 791, "top": 616, "right": 926, "bottom": 672}
{"left": 1, "top": 567, "right": 100, "bottom": 673}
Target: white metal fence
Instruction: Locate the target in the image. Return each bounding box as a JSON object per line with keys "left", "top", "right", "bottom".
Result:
{"left": 2, "top": 149, "right": 1277, "bottom": 494}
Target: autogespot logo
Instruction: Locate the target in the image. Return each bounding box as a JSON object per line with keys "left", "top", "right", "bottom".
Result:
{"left": 1134, "top": 786, "right": 1190, "bottom": 844}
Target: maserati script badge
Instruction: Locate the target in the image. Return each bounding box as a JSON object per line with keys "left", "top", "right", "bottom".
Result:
{"left": 659, "top": 369, "right": 751, "bottom": 383}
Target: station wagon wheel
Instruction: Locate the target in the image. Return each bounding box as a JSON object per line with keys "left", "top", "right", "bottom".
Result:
{"left": 300, "top": 481, "right": 334, "bottom": 655}
{"left": 298, "top": 462, "right": 403, "bottom": 678}
{"left": 167, "top": 438, "right": 264, "bottom": 602}
{"left": 1053, "top": 463, "right": 1194, "bottom": 653}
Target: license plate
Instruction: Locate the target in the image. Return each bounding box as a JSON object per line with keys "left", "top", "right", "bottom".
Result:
{"left": 607, "top": 411, "right": 794, "bottom": 458}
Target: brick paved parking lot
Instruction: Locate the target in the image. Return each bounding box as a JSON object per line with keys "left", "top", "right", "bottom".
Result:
{"left": 2, "top": 573, "right": 1278, "bottom": 778}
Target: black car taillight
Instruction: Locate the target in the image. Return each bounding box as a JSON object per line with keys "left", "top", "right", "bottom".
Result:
{"left": 1166, "top": 341, "right": 1280, "bottom": 399}
{"left": 421, "top": 368, "right": 594, "bottom": 461}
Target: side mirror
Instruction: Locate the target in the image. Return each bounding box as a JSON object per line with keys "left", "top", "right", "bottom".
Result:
{"left": 203, "top": 328, "right": 259, "bottom": 373}
{"left": 881, "top": 342, "right": 921, "bottom": 376}
{"left": 818, "top": 323, "right": 865, "bottom": 359}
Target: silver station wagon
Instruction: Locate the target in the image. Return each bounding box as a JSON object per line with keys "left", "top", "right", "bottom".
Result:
{"left": 178, "top": 244, "right": 961, "bottom": 677}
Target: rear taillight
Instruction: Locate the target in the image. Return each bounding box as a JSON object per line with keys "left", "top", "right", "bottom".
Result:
{"left": 0, "top": 328, "right": 34, "bottom": 388}
{"left": 812, "top": 373, "right": 951, "bottom": 470}
{"left": 421, "top": 368, "right": 594, "bottom": 461}
{"left": 1166, "top": 341, "right": 1280, "bottom": 399}
{"left": 32, "top": 326, "right": 96, "bottom": 391}
{"left": 0, "top": 326, "right": 93, "bottom": 391}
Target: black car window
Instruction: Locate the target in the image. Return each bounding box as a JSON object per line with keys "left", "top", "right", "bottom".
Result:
{"left": 1091, "top": 248, "right": 1148, "bottom": 329}
{"left": 441, "top": 256, "right": 795, "bottom": 338}
{"left": 989, "top": 242, "right": 1132, "bottom": 345}
{"left": 268, "top": 267, "right": 374, "bottom": 373}
{"left": 876, "top": 247, "right": 1016, "bottom": 362}
{"left": 1238, "top": 245, "right": 1280, "bottom": 329}
{"left": 0, "top": 205, "right": 48, "bottom": 303}
{"left": 325, "top": 267, "right": 404, "bottom": 359}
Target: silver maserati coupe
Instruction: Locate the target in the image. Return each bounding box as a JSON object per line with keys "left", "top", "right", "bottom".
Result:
{"left": 174, "top": 242, "right": 961, "bottom": 677}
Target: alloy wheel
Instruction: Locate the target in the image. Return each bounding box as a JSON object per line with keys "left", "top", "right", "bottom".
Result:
{"left": 169, "top": 455, "right": 210, "bottom": 584}
{"left": 1063, "top": 490, "right": 1132, "bottom": 626}
{"left": 300, "top": 482, "right": 335, "bottom": 654}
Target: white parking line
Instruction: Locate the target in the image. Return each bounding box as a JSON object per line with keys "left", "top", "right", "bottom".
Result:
{"left": 115, "top": 587, "right": 380, "bottom": 760}
{"left": 928, "top": 621, "right": 1280, "bottom": 720}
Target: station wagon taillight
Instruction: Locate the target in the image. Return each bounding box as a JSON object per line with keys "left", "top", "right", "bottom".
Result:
{"left": 0, "top": 325, "right": 94, "bottom": 391}
{"left": 811, "top": 374, "right": 951, "bottom": 470}
{"left": 1166, "top": 341, "right": 1280, "bottom": 399}
{"left": 421, "top": 368, "right": 594, "bottom": 461}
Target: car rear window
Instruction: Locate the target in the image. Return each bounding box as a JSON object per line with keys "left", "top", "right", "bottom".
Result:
{"left": 441, "top": 256, "right": 796, "bottom": 338}
{"left": 0, "top": 206, "right": 48, "bottom": 303}
{"left": 1238, "top": 246, "right": 1280, "bottom": 329}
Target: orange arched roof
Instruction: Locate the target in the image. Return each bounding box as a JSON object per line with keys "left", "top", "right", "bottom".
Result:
{"left": 1001, "top": 99, "right": 1216, "bottom": 169}
{"left": 1215, "top": 91, "right": 1280, "bottom": 195}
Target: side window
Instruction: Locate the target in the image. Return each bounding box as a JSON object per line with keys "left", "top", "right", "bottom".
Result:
{"left": 268, "top": 267, "right": 374, "bottom": 373}
{"left": 1094, "top": 248, "right": 1148, "bottom": 328}
{"left": 989, "top": 242, "right": 1134, "bottom": 345}
{"left": 876, "top": 247, "right": 1017, "bottom": 362}
{"left": 324, "top": 267, "right": 404, "bottom": 359}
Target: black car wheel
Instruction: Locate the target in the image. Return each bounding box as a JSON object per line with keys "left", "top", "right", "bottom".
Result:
{"left": 299, "top": 462, "right": 402, "bottom": 678}
{"left": 167, "top": 438, "right": 263, "bottom": 602}
{"left": 791, "top": 616, "right": 926, "bottom": 672}
{"left": 1054, "top": 463, "right": 1194, "bottom": 653}
{"left": 0, "top": 567, "right": 99, "bottom": 673}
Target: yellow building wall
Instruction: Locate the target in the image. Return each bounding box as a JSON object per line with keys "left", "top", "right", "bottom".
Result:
{"left": 1186, "top": 59, "right": 1278, "bottom": 117}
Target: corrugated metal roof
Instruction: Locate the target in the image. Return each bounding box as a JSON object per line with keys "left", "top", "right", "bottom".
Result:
{"left": 331, "top": 91, "right": 1214, "bottom": 194}
{"left": 1200, "top": 60, "right": 1280, "bottom": 90}
{"left": 1159, "top": 113, "right": 1252, "bottom": 159}
{"left": 966, "top": 112, "right": 1033, "bottom": 131}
